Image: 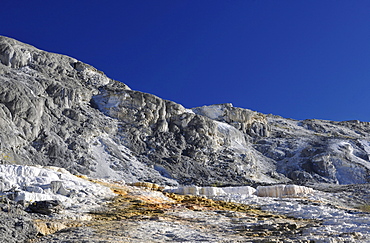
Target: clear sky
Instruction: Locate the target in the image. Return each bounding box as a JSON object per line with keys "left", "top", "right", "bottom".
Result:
{"left": 2, "top": 0, "right": 370, "bottom": 121}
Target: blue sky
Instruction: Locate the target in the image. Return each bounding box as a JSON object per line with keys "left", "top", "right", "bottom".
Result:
{"left": 2, "top": 0, "right": 370, "bottom": 121}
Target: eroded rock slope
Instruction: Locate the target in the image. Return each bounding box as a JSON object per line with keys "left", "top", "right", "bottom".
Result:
{"left": 1, "top": 36, "right": 370, "bottom": 186}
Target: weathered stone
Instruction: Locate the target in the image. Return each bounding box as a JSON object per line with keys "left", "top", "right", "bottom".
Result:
{"left": 34, "top": 221, "right": 67, "bottom": 236}
{"left": 165, "top": 186, "right": 226, "bottom": 197}
{"left": 192, "top": 103, "right": 269, "bottom": 137}
{"left": 221, "top": 186, "right": 256, "bottom": 196}
{"left": 131, "top": 182, "right": 163, "bottom": 191}
{"left": 256, "top": 185, "right": 313, "bottom": 198}
{"left": 50, "top": 181, "right": 70, "bottom": 196}
{"left": 2, "top": 35, "right": 370, "bottom": 189}
{"left": 27, "top": 200, "right": 63, "bottom": 215}
{"left": 0, "top": 210, "right": 38, "bottom": 243}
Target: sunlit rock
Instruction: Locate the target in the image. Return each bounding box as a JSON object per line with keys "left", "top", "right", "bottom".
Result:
{"left": 192, "top": 103, "right": 269, "bottom": 137}
{"left": 221, "top": 186, "right": 256, "bottom": 196}
{"left": 165, "top": 186, "right": 226, "bottom": 197}
{"left": 0, "top": 164, "right": 114, "bottom": 207}
{"left": 256, "top": 185, "right": 313, "bottom": 198}
{"left": 2, "top": 35, "right": 370, "bottom": 188}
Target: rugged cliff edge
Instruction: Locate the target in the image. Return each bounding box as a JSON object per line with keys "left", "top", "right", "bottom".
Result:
{"left": 1, "top": 35, "right": 370, "bottom": 187}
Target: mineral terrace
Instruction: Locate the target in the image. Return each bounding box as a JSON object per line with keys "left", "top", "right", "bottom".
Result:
{"left": 1, "top": 36, "right": 370, "bottom": 242}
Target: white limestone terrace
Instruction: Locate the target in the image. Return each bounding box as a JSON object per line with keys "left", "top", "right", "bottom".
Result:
{"left": 210, "top": 184, "right": 370, "bottom": 242}
{"left": 1, "top": 163, "right": 370, "bottom": 241}
{"left": 164, "top": 184, "right": 314, "bottom": 198}
{"left": 0, "top": 164, "right": 115, "bottom": 219}
{"left": 165, "top": 184, "right": 370, "bottom": 242}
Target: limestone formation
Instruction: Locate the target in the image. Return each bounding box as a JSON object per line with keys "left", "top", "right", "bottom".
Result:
{"left": 166, "top": 184, "right": 313, "bottom": 198}
{"left": 221, "top": 186, "right": 256, "bottom": 196}
{"left": 0, "top": 164, "right": 115, "bottom": 214}
{"left": 192, "top": 103, "right": 269, "bottom": 137}
{"left": 165, "top": 186, "right": 226, "bottom": 197}
{"left": 165, "top": 185, "right": 258, "bottom": 197}
{"left": 1, "top": 35, "right": 370, "bottom": 188}
{"left": 34, "top": 221, "right": 68, "bottom": 236}
{"left": 0, "top": 204, "right": 38, "bottom": 243}
{"left": 2, "top": 36, "right": 370, "bottom": 243}
{"left": 256, "top": 185, "right": 314, "bottom": 198}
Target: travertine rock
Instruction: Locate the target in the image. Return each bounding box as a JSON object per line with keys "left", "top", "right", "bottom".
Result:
{"left": 0, "top": 210, "right": 38, "bottom": 243}
{"left": 221, "top": 186, "right": 256, "bottom": 196}
{"left": 0, "top": 36, "right": 175, "bottom": 186}
{"left": 1, "top": 35, "right": 370, "bottom": 187}
{"left": 0, "top": 164, "right": 115, "bottom": 208}
{"left": 165, "top": 186, "right": 226, "bottom": 197}
{"left": 167, "top": 185, "right": 313, "bottom": 198}
{"left": 256, "top": 185, "right": 314, "bottom": 198}
{"left": 192, "top": 103, "right": 269, "bottom": 137}
{"left": 34, "top": 221, "right": 67, "bottom": 236}
{"left": 131, "top": 182, "right": 163, "bottom": 191}
{"left": 165, "top": 185, "right": 257, "bottom": 197}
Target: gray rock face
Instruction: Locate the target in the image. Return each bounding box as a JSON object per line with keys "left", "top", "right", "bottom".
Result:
{"left": 0, "top": 36, "right": 168, "bottom": 185}
{"left": 1, "top": 35, "right": 370, "bottom": 187}
{"left": 92, "top": 90, "right": 278, "bottom": 185}
{"left": 27, "top": 200, "right": 63, "bottom": 215}
{"left": 0, "top": 200, "right": 38, "bottom": 243}
{"left": 256, "top": 117, "right": 370, "bottom": 184}
{"left": 192, "top": 103, "right": 269, "bottom": 137}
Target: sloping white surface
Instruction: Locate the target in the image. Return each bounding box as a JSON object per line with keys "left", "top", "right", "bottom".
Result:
{"left": 0, "top": 164, "right": 114, "bottom": 211}
{"left": 88, "top": 135, "right": 178, "bottom": 185}
{"left": 215, "top": 121, "right": 247, "bottom": 150}
{"left": 192, "top": 104, "right": 226, "bottom": 120}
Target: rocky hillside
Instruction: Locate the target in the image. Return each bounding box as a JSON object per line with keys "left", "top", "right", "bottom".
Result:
{"left": 1, "top": 36, "right": 370, "bottom": 186}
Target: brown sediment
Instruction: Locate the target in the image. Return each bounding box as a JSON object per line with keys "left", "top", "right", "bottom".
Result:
{"left": 86, "top": 183, "right": 318, "bottom": 240}
{"left": 34, "top": 181, "right": 319, "bottom": 242}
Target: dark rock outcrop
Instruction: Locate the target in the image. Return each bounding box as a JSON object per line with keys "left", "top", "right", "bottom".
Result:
{"left": 27, "top": 200, "right": 63, "bottom": 215}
